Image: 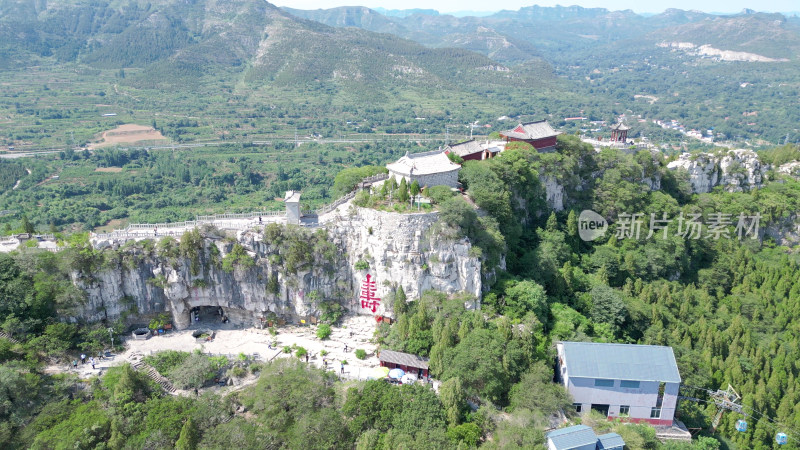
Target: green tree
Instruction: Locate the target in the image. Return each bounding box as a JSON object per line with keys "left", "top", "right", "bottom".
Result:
{"left": 316, "top": 324, "right": 332, "bottom": 340}
{"left": 439, "top": 377, "right": 466, "bottom": 426}
{"left": 397, "top": 178, "right": 409, "bottom": 203}
{"left": 21, "top": 215, "right": 34, "bottom": 234}
{"left": 175, "top": 417, "right": 199, "bottom": 450}
{"left": 503, "top": 280, "right": 549, "bottom": 322}
{"left": 410, "top": 180, "right": 421, "bottom": 206}
{"left": 394, "top": 286, "right": 407, "bottom": 315}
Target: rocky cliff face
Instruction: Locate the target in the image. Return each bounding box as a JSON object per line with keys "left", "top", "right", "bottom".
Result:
{"left": 72, "top": 207, "right": 481, "bottom": 329}
{"left": 666, "top": 149, "right": 768, "bottom": 194}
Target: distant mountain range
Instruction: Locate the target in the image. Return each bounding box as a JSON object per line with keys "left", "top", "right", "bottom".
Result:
{"left": 0, "top": 0, "right": 554, "bottom": 92}
{"left": 282, "top": 5, "right": 800, "bottom": 63}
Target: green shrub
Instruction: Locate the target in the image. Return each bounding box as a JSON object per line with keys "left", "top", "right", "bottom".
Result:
{"left": 228, "top": 366, "right": 247, "bottom": 378}
{"left": 282, "top": 346, "right": 292, "bottom": 354}
{"left": 295, "top": 347, "right": 307, "bottom": 359}
{"left": 316, "top": 324, "right": 332, "bottom": 340}
{"left": 354, "top": 260, "right": 369, "bottom": 271}
{"left": 355, "top": 349, "right": 367, "bottom": 360}
{"left": 169, "top": 353, "right": 217, "bottom": 389}
{"left": 143, "top": 350, "right": 190, "bottom": 375}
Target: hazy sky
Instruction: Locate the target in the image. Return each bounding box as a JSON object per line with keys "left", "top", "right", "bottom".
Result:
{"left": 270, "top": 0, "right": 798, "bottom": 14}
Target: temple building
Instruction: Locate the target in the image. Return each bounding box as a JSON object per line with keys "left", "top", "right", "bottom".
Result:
{"left": 386, "top": 150, "right": 461, "bottom": 188}
{"left": 444, "top": 139, "right": 506, "bottom": 161}
{"left": 610, "top": 123, "right": 630, "bottom": 142}
{"left": 499, "top": 120, "right": 560, "bottom": 152}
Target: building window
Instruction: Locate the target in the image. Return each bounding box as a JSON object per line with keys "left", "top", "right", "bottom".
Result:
{"left": 650, "top": 407, "right": 661, "bottom": 419}
{"left": 574, "top": 403, "right": 582, "bottom": 413}
{"left": 620, "top": 380, "right": 640, "bottom": 389}
{"left": 595, "top": 379, "right": 614, "bottom": 387}
{"left": 619, "top": 405, "right": 630, "bottom": 416}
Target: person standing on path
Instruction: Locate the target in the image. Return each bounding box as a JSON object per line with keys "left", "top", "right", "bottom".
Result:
{"left": 90, "top": 357, "right": 95, "bottom": 369}
{"left": 80, "top": 353, "right": 86, "bottom": 364}
{"left": 344, "top": 344, "right": 348, "bottom": 353}
{"left": 72, "top": 360, "right": 78, "bottom": 370}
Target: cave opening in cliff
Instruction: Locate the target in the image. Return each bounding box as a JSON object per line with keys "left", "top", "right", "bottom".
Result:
{"left": 189, "top": 306, "right": 227, "bottom": 326}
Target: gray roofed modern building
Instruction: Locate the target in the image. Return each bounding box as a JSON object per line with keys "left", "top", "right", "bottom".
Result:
{"left": 560, "top": 342, "right": 681, "bottom": 383}
{"left": 556, "top": 341, "right": 681, "bottom": 426}
{"left": 385, "top": 150, "right": 460, "bottom": 188}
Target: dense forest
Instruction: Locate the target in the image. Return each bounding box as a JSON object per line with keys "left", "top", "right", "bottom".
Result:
{"left": 1, "top": 136, "right": 799, "bottom": 448}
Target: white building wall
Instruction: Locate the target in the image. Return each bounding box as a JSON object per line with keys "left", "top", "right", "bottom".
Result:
{"left": 567, "top": 377, "right": 678, "bottom": 422}
{"left": 547, "top": 439, "right": 595, "bottom": 450}
{"left": 286, "top": 202, "right": 300, "bottom": 225}
{"left": 388, "top": 169, "right": 460, "bottom": 189}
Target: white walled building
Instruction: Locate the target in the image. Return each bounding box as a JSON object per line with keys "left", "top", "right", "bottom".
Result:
{"left": 386, "top": 150, "right": 461, "bottom": 188}
{"left": 556, "top": 341, "right": 681, "bottom": 426}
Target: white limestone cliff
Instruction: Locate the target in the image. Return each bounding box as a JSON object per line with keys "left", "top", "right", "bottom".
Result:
{"left": 666, "top": 149, "right": 768, "bottom": 194}
{"left": 71, "top": 207, "right": 482, "bottom": 329}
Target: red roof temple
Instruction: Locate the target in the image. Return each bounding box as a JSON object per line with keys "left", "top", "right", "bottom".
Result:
{"left": 499, "top": 120, "right": 560, "bottom": 152}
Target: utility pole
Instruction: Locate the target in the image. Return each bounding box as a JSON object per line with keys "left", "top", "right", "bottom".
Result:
{"left": 294, "top": 127, "right": 298, "bottom": 148}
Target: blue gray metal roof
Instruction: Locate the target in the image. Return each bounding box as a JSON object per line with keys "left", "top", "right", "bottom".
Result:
{"left": 546, "top": 425, "right": 597, "bottom": 449}
{"left": 597, "top": 432, "right": 625, "bottom": 449}
{"left": 561, "top": 342, "right": 681, "bottom": 383}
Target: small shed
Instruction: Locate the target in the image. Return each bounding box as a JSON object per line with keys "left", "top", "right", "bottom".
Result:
{"left": 378, "top": 349, "right": 429, "bottom": 378}
{"left": 546, "top": 425, "right": 597, "bottom": 450}
{"left": 596, "top": 433, "right": 625, "bottom": 450}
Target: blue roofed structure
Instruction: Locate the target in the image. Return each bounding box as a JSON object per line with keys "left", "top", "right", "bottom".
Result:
{"left": 596, "top": 432, "right": 625, "bottom": 450}
{"left": 546, "top": 425, "right": 598, "bottom": 450}
{"left": 560, "top": 342, "right": 681, "bottom": 383}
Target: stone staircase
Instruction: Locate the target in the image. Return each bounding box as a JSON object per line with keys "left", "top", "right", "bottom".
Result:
{"left": 0, "top": 331, "right": 20, "bottom": 344}
{"left": 129, "top": 352, "right": 176, "bottom": 394}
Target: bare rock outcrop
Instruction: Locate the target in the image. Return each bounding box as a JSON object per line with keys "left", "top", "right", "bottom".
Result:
{"left": 666, "top": 149, "right": 768, "bottom": 194}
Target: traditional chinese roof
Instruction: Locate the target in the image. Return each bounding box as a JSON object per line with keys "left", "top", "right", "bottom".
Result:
{"left": 378, "top": 349, "right": 429, "bottom": 370}
{"left": 611, "top": 122, "right": 631, "bottom": 131}
{"left": 284, "top": 190, "right": 301, "bottom": 203}
{"left": 560, "top": 341, "right": 681, "bottom": 383}
{"left": 445, "top": 139, "right": 484, "bottom": 157}
{"left": 500, "top": 120, "right": 559, "bottom": 141}
{"left": 386, "top": 150, "right": 460, "bottom": 177}
{"left": 546, "top": 425, "right": 597, "bottom": 450}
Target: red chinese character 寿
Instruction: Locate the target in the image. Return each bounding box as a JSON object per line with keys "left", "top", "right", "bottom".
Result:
{"left": 359, "top": 274, "right": 381, "bottom": 313}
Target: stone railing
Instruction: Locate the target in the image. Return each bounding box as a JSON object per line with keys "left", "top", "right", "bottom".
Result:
{"left": 197, "top": 211, "right": 283, "bottom": 221}
{"left": 91, "top": 173, "right": 390, "bottom": 242}
{"left": 315, "top": 172, "right": 388, "bottom": 216}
